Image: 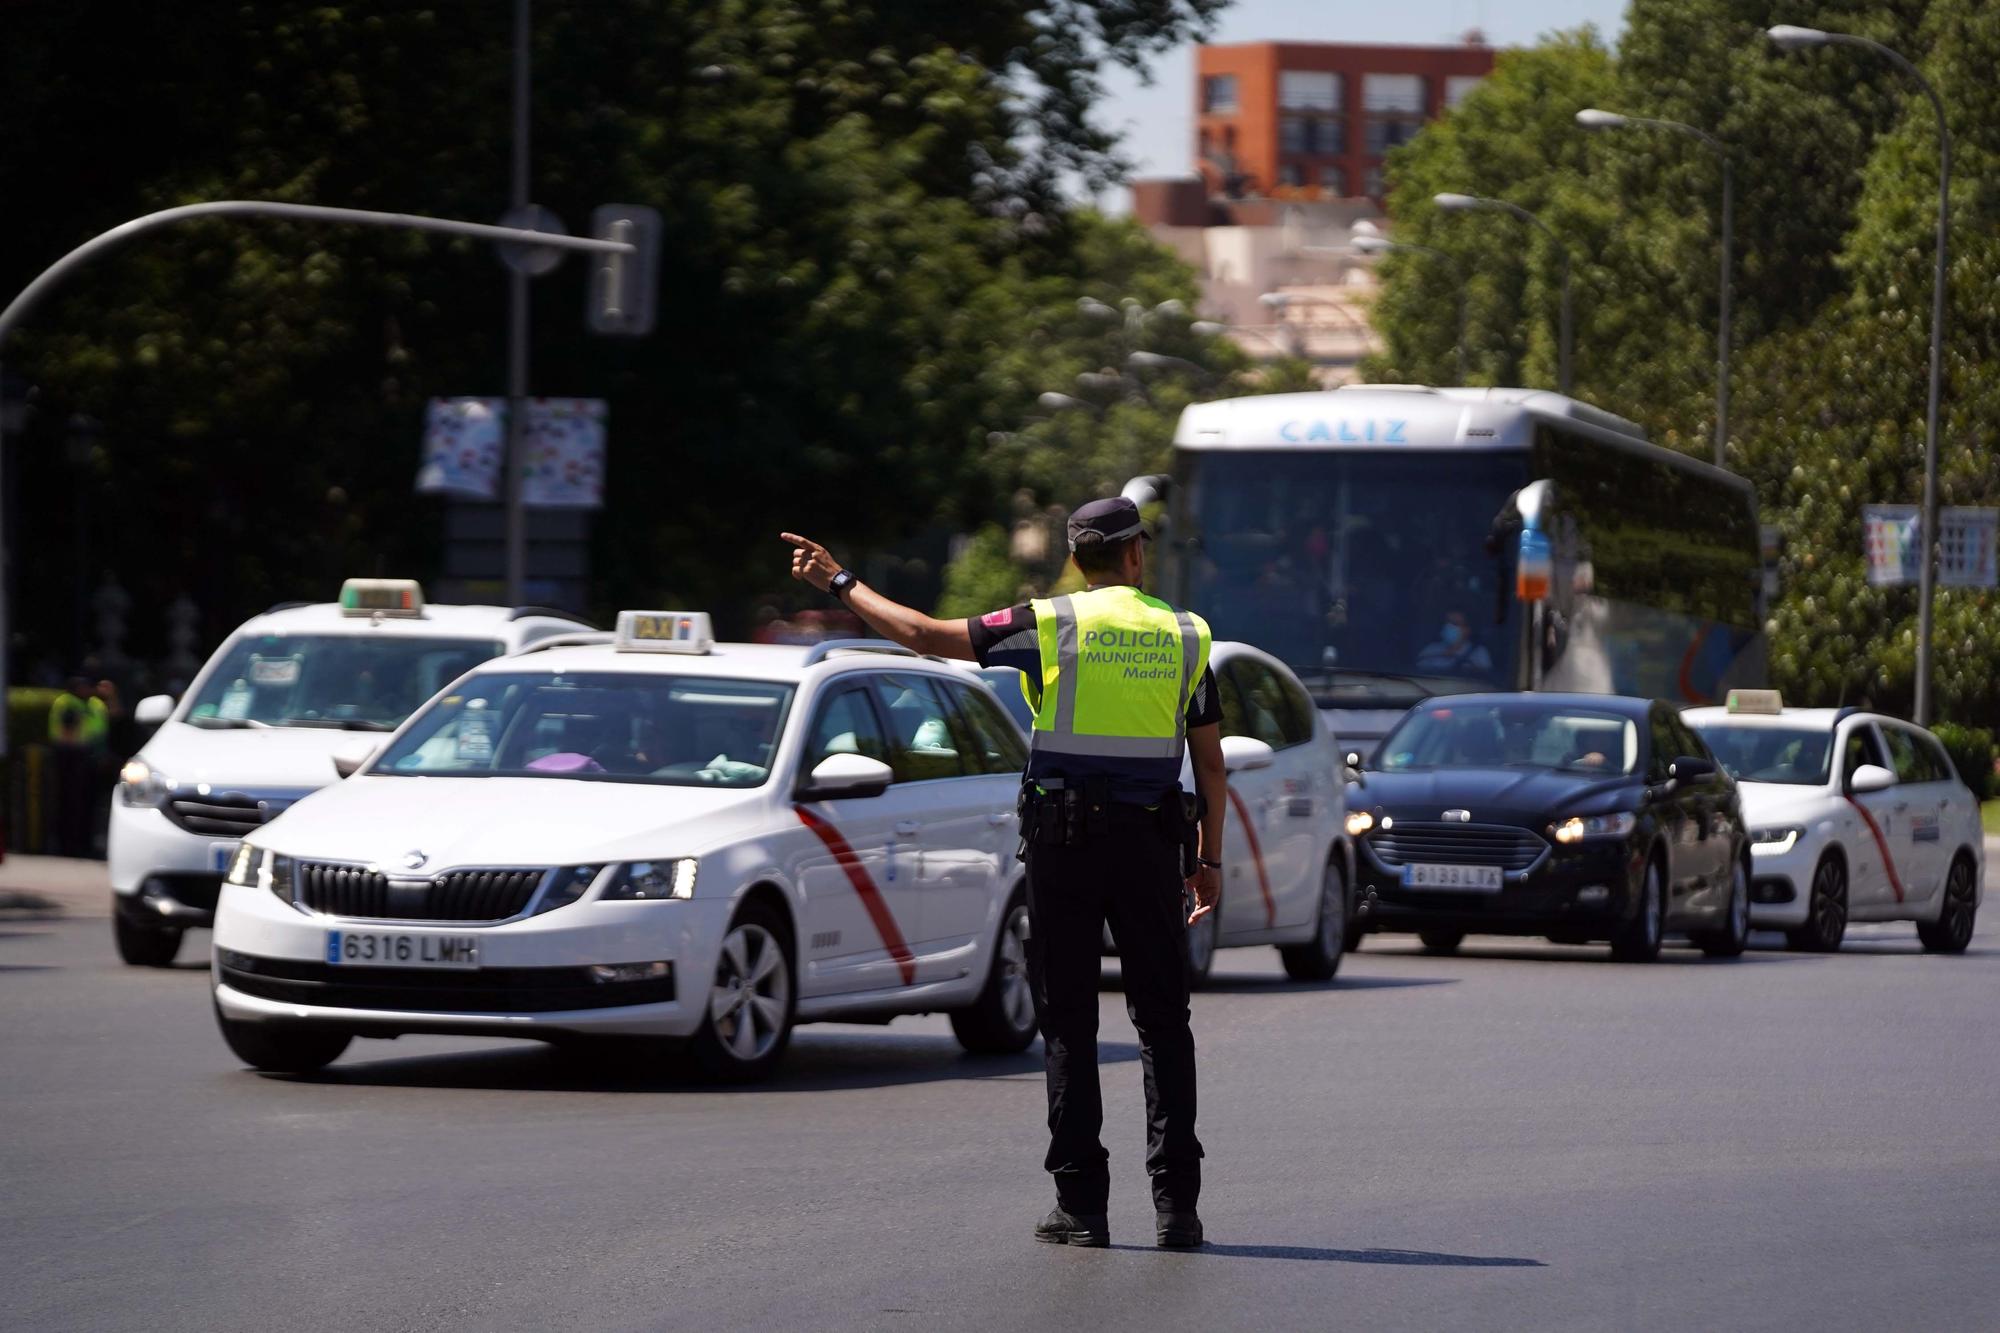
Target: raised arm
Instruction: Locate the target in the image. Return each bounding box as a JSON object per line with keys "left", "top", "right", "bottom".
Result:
{"left": 781, "top": 532, "right": 976, "bottom": 660}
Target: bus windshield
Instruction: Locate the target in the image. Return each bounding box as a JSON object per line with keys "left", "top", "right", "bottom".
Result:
{"left": 1172, "top": 449, "right": 1528, "bottom": 705}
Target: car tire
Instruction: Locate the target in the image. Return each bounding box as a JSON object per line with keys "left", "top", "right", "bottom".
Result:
{"left": 214, "top": 1000, "right": 351, "bottom": 1073}
{"left": 1344, "top": 917, "right": 1366, "bottom": 953}
{"left": 951, "top": 890, "right": 1037, "bottom": 1054}
{"left": 1280, "top": 860, "right": 1348, "bottom": 982}
{"left": 1916, "top": 854, "right": 1977, "bottom": 954}
{"left": 1786, "top": 853, "right": 1847, "bottom": 953}
{"left": 1693, "top": 860, "right": 1751, "bottom": 958}
{"left": 1609, "top": 857, "right": 1665, "bottom": 962}
{"left": 688, "top": 899, "right": 795, "bottom": 1082}
{"left": 1184, "top": 881, "right": 1220, "bottom": 988}
{"left": 114, "top": 913, "right": 182, "bottom": 967}
{"left": 1416, "top": 928, "right": 1463, "bottom": 955}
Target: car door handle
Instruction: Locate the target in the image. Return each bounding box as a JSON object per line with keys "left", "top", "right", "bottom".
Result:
{"left": 894, "top": 820, "right": 921, "bottom": 836}
{"left": 985, "top": 812, "right": 1011, "bottom": 826}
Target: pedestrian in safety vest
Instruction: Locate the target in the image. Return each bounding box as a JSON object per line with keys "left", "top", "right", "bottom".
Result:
{"left": 783, "top": 497, "right": 1225, "bottom": 1250}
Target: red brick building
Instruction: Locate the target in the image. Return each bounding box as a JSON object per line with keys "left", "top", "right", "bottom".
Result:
{"left": 1195, "top": 38, "right": 1495, "bottom": 204}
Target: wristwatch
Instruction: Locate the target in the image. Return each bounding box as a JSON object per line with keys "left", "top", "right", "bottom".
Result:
{"left": 827, "top": 569, "right": 858, "bottom": 602}
{"left": 1196, "top": 857, "right": 1222, "bottom": 870}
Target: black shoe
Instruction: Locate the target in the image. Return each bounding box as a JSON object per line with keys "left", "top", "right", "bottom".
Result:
{"left": 1156, "top": 1211, "right": 1205, "bottom": 1249}
{"left": 1034, "top": 1206, "right": 1109, "bottom": 1247}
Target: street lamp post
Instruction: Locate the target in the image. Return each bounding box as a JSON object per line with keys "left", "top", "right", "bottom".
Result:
{"left": 1349, "top": 229, "right": 1468, "bottom": 383}
{"left": 1258, "top": 290, "right": 1370, "bottom": 367}
{"left": 1434, "top": 192, "right": 1573, "bottom": 395}
{"left": 1576, "top": 108, "right": 1733, "bottom": 466}
{"left": 1769, "top": 24, "right": 1951, "bottom": 724}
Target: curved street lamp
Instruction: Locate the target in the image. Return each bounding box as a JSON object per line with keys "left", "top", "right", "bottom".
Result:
{"left": 1577, "top": 107, "right": 1733, "bottom": 466}
{"left": 1768, "top": 24, "right": 1951, "bottom": 724}
{"left": 1350, "top": 229, "right": 1468, "bottom": 384}
{"left": 1434, "top": 192, "right": 1573, "bottom": 394}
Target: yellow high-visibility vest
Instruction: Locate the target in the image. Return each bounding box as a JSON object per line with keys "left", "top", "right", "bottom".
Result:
{"left": 1024, "top": 585, "right": 1211, "bottom": 770}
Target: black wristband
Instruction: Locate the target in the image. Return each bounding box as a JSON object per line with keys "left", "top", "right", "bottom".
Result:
{"left": 828, "top": 569, "right": 858, "bottom": 601}
{"left": 1196, "top": 857, "right": 1222, "bottom": 869}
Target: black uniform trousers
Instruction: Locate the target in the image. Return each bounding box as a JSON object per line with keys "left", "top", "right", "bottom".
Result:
{"left": 1023, "top": 804, "right": 1202, "bottom": 1215}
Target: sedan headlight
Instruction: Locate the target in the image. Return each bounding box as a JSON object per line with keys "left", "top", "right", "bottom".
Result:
{"left": 224, "top": 845, "right": 295, "bottom": 905}
{"left": 1749, "top": 826, "right": 1803, "bottom": 855}
{"left": 600, "top": 859, "right": 698, "bottom": 902}
{"left": 1552, "top": 811, "right": 1637, "bottom": 845}
{"left": 118, "top": 759, "right": 174, "bottom": 807}
{"left": 1344, "top": 810, "right": 1375, "bottom": 837}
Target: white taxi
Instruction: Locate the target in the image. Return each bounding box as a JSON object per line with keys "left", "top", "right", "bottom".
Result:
{"left": 1684, "top": 691, "right": 1983, "bottom": 952}
{"left": 109, "top": 580, "right": 589, "bottom": 967}
{"left": 210, "top": 613, "right": 1038, "bottom": 1080}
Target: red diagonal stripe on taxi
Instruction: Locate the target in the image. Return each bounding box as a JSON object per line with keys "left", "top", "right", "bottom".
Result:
{"left": 1226, "top": 786, "right": 1276, "bottom": 927}
{"left": 1846, "top": 797, "right": 1907, "bottom": 903}
{"left": 795, "top": 806, "right": 917, "bottom": 985}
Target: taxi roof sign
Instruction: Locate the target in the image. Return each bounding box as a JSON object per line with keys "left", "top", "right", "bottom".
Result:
{"left": 1726, "top": 688, "right": 1784, "bottom": 715}
{"left": 340, "top": 578, "right": 425, "bottom": 618}
{"left": 615, "top": 611, "right": 715, "bottom": 654}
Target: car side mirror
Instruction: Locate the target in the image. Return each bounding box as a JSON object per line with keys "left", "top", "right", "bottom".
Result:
{"left": 798, "top": 753, "right": 895, "bottom": 800}
{"left": 133, "top": 694, "right": 175, "bottom": 727}
{"left": 1668, "top": 755, "right": 1716, "bottom": 784}
{"left": 1220, "top": 735, "right": 1276, "bottom": 773}
{"left": 332, "top": 741, "right": 379, "bottom": 779}
{"left": 1848, "top": 763, "right": 1896, "bottom": 794}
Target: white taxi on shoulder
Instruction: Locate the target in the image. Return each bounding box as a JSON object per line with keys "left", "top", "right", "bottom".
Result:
{"left": 109, "top": 580, "right": 589, "bottom": 967}
{"left": 210, "top": 612, "right": 1038, "bottom": 1079}
{"left": 1684, "top": 690, "right": 1983, "bottom": 952}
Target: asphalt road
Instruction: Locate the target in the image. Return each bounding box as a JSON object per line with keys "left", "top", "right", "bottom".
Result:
{"left": 4, "top": 895, "right": 1998, "bottom": 1332}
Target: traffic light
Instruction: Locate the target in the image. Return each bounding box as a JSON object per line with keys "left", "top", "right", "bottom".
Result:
{"left": 587, "top": 204, "right": 661, "bottom": 337}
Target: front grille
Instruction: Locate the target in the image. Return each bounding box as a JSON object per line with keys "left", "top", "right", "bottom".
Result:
{"left": 218, "top": 951, "right": 674, "bottom": 1013}
{"left": 164, "top": 793, "right": 275, "bottom": 838}
{"left": 1369, "top": 822, "right": 1547, "bottom": 872}
{"left": 295, "top": 863, "right": 546, "bottom": 922}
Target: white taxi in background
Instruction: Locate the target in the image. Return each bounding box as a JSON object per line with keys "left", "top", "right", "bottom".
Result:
{"left": 109, "top": 580, "right": 589, "bottom": 967}
{"left": 1684, "top": 690, "right": 1982, "bottom": 952}
{"left": 211, "top": 613, "right": 1038, "bottom": 1080}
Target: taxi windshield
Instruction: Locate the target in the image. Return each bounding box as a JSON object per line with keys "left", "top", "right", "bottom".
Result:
{"left": 1687, "top": 723, "right": 1832, "bottom": 786}
{"left": 374, "top": 671, "right": 794, "bottom": 788}
{"left": 185, "top": 634, "right": 503, "bottom": 731}
{"left": 1376, "top": 703, "right": 1640, "bottom": 775}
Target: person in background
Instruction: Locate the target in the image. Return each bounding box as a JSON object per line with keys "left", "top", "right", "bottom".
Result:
{"left": 1417, "top": 609, "right": 1493, "bottom": 676}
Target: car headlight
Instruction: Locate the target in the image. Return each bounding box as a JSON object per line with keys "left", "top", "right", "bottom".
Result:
{"left": 224, "top": 845, "right": 295, "bottom": 905}
{"left": 600, "top": 859, "right": 698, "bottom": 902}
{"left": 1552, "top": 811, "right": 1637, "bottom": 844}
{"left": 118, "top": 759, "right": 174, "bottom": 807}
{"left": 530, "top": 865, "right": 605, "bottom": 916}
{"left": 1749, "top": 826, "right": 1803, "bottom": 855}
{"left": 1345, "top": 810, "right": 1375, "bottom": 837}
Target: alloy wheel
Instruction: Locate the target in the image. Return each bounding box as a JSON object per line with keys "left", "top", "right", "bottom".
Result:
{"left": 709, "top": 922, "right": 790, "bottom": 1064}
{"left": 997, "top": 907, "right": 1034, "bottom": 1035}
{"left": 1318, "top": 865, "right": 1346, "bottom": 958}
{"left": 1642, "top": 866, "right": 1661, "bottom": 950}
{"left": 1731, "top": 863, "right": 1750, "bottom": 942}
{"left": 1812, "top": 859, "right": 1846, "bottom": 942}
{"left": 1941, "top": 859, "right": 1976, "bottom": 949}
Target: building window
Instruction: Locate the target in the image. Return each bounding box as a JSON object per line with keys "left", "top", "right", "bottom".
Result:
{"left": 1281, "top": 113, "right": 1346, "bottom": 155}
{"left": 1364, "top": 165, "right": 1386, "bottom": 198}
{"left": 1320, "top": 165, "right": 1348, "bottom": 196}
{"left": 1278, "top": 163, "right": 1304, "bottom": 187}
{"left": 1279, "top": 70, "right": 1342, "bottom": 111}
{"left": 1445, "top": 75, "right": 1483, "bottom": 108}
{"left": 1280, "top": 115, "right": 1306, "bottom": 154}
{"left": 1364, "top": 72, "right": 1428, "bottom": 154}
{"left": 1202, "top": 75, "right": 1239, "bottom": 114}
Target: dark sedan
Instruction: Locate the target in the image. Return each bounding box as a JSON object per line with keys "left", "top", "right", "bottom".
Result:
{"left": 1346, "top": 693, "right": 1750, "bottom": 961}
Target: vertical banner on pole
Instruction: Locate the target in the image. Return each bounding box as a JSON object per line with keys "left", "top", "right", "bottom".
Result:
{"left": 1862, "top": 504, "right": 1920, "bottom": 587}
{"left": 416, "top": 397, "right": 506, "bottom": 499}
{"left": 522, "top": 398, "right": 607, "bottom": 509}
{"left": 1939, "top": 507, "right": 1999, "bottom": 589}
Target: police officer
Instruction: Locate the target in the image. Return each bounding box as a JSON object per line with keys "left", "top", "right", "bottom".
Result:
{"left": 783, "top": 497, "right": 1225, "bottom": 1250}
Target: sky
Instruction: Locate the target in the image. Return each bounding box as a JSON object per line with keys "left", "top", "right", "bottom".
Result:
{"left": 1093, "top": 0, "right": 1631, "bottom": 205}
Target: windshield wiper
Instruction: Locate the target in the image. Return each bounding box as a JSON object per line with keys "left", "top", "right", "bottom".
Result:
{"left": 277, "top": 717, "right": 397, "bottom": 731}
{"left": 185, "top": 716, "right": 270, "bottom": 730}
{"left": 1292, "top": 667, "right": 1439, "bottom": 702}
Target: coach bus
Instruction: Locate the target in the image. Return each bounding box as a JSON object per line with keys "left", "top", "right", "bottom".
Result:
{"left": 1129, "top": 386, "right": 1766, "bottom": 750}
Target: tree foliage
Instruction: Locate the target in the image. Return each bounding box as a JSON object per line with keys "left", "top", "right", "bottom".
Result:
{"left": 1365, "top": 0, "right": 2000, "bottom": 724}
{"left": 1, "top": 0, "right": 1222, "bottom": 671}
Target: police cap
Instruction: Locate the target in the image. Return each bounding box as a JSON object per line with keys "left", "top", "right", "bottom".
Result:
{"left": 1066, "top": 496, "right": 1151, "bottom": 552}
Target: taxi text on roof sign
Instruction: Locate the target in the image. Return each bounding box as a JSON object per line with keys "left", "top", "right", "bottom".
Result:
{"left": 339, "top": 578, "right": 425, "bottom": 617}
{"left": 1726, "top": 688, "right": 1784, "bottom": 715}
{"left": 615, "top": 610, "right": 715, "bottom": 654}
